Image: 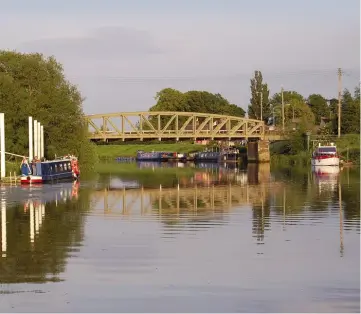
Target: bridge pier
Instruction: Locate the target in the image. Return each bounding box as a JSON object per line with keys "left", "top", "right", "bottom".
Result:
{"left": 247, "top": 140, "right": 270, "bottom": 163}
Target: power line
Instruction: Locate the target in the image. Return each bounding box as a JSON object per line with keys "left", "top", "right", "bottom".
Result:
{"left": 67, "top": 68, "right": 359, "bottom": 81}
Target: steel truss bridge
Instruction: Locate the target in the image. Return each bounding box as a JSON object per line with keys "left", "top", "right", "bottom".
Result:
{"left": 86, "top": 111, "right": 266, "bottom": 142}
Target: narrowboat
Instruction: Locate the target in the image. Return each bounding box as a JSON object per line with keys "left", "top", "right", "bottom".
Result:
{"left": 136, "top": 151, "right": 175, "bottom": 161}
{"left": 311, "top": 143, "right": 340, "bottom": 166}
{"left": 20, "top": 156, "right": 80, "bottom": 185}
{"left": 193, "top": 151, "right": 221, "bottom": 162}
{"left": 194, "top": 148, "right": 240, "bottom": 163}
{"left": 219, "top": 148, "right": 240, "bottom": 162}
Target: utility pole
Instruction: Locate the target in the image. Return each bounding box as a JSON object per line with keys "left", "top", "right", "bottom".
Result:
{"left": 260, "top": 92, "right": 263, "bottom": 121}
{"left": 337, "top": 68, "right": 342, "bottom": 138}
{"left": 281, "top": 86, "right": 285, "bottom": 132}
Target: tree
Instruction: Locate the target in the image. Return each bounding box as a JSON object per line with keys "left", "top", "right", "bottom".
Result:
{"left": 271, "top": 90, "right": 304, "bottom": 105}
{"left": 269, "top": 90, "right": 313, "bottom": 129}
{"left": 0, "top": 50, "right": 97, "bottom": 170}
{"left": 307, "top": 94, "right": 330, "bottom": 124}
{"left": 150, "top": 88, "right": 187, "bottom": 112}
{"left": 285, "top": 99, "right": 315, "bottom": 131}
{"left": 248, "top": 71, "right": 271, "bottom": 122}
{"left": 341, "top": 87, "right": 360, "bottom": 134}
{"left": 149, "top": 88, "right": 245, "bottom": 117}
{"left": 145, "top": 88, "right": 245, "bottom": 130}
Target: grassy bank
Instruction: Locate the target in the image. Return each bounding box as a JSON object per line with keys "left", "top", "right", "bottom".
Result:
{"left": 96, "top": 142, "right": 204, "bottom": 159}
{"left": 271, "top": 134, "right": 360, "bottom": 166}
{"left": 335, "top": 134, "right": 360, "bottom": 165}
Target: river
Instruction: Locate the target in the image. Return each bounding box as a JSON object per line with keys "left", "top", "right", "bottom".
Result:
{"left": 0, "top": 162, "right": 359, "bottom": 312}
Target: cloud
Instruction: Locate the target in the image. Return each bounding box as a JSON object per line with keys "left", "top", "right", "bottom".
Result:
{"left": 18, "top": 26, "right": 165, "bottom": 61}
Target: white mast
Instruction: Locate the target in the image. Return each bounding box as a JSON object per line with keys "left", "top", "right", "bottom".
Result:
{"left": 33, "top": 120, "right": 38, "bottom": 158}
{"left": 29, "top": 116, "right": 33, "bottom": 162}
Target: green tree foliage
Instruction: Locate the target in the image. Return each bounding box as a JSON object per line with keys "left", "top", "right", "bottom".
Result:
{"left": 247, "top": 70, "right": 271, "bottom": 122}
{"left": 307, "top": 94, "right": 330, "bottom": 124}
{"left": 289, "top": 100, "right": 315, "bottom": 131}
{"left": 0, "top": 50, "right": 98, "bottom": 170}
{"left": 271, "top": 90, "right": 304, "bottom": 105}
{"left": 329, "top": 98, "right": 338, "bottom": 115}
{"left": 270, "top": 91, "right": 315, "bottom": 130}
{"left": 341, "top": 87, "right": 360, "bottom": 134}
{"left": 150, "top": 88, "right": 245, "bottom": 116}
{"left": 146, "top": 88, "right": 245, "bottom": 130}
{"left": 150, "top": 88, "right": 187, "bottom": 112}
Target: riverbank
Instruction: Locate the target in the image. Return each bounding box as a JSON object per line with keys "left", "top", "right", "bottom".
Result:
{"left": 96, "top": 142, "right": 205, "bottom": 159}
{"left": 270, "top": 134, "right": 360, "bottom": 166}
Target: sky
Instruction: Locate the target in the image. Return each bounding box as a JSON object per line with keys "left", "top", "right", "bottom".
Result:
{"left": 0, "top": 0, "right": 359, "bottom": 114}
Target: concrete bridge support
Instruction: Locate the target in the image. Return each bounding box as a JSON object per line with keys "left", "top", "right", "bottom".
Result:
{"left": 247, "top": 140, "right": 270, "bottom": 163}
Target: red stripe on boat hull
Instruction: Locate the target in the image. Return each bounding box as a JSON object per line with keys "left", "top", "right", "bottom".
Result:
{"left": 20, "top": 179, "right": 43, "bottom": 184}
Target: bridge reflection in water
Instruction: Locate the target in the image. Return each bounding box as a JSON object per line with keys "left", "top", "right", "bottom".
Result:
{"left": 0, "top": 164, "right": 353, "bottom": 287}
{"left": 93, "top": 183, "right": 283, "bottom": 216}
{"left": 92, "top": 163, "right": 278, "bottom": 217}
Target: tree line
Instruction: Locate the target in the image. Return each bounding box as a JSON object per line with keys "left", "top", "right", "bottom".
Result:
{"left": 0, "top": 50, "right": 97, "bottom": 170}
{"left": 149, "top": 71, "right": 359, "bottom": 136}
{"left": 248, "top": 70, "right": 360, "bottom": 135}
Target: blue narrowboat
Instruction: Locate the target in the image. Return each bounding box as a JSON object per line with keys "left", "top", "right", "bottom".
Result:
{"left": 20, "top": 157, "right": 80, "bottom": 185}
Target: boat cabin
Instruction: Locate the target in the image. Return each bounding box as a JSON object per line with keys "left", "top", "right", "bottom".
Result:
{"left": 313, "top": 145, "right": 337, "bottom": 156}
{"left": 22, "top": 159, "right": 73, "bottom": 180}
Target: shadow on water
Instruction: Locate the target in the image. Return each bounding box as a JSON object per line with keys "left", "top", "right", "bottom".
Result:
{"left": 0, "top": 181, "right": 93, "bottom": 284}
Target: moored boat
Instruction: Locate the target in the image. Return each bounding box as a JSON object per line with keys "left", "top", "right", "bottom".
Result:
{"left": 20, "top": 156, "right": 80, "bottom": 185}
{"left": 194, "top": 151, "right": 221, "bottom": 162}
{"left": 136, "top": 151, "right": 175, "bottom": 161}
{"left": 311, "top": 143, "right": 340, "bottom": 166}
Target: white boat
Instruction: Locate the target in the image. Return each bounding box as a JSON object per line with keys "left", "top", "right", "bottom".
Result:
{"left": 311, "top": 143, "right": 340, "bottom": 166}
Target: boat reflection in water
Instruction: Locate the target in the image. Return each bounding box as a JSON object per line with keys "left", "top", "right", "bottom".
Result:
{"left": 0, "top": 181, "right": 81, "bottom": 283}
{"left": 312, "top": 165, "right": 340, "bottom": 193}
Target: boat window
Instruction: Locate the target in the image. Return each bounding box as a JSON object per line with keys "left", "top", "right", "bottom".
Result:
{"left": 319, "top": 147, "right": 336, "bottom": 153}
{"left": 68, "top": 162, "right": 71, "bottom": 170}
{"left": 59, "top": 163, "right": 63, "bottom": 172}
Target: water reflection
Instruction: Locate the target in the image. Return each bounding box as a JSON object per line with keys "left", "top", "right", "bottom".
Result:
{"left": 92, "top": 163, "right": 358, "bottom": 249}
{"left": 0, "top": 181, "right": 90, "bottom": 283}
{"left": 0, "top": 162, "right": 359, "bottom": 312}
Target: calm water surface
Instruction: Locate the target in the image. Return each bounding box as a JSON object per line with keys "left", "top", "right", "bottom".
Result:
{"left": 0, "top": 162, "right": 359, "bottom": 312}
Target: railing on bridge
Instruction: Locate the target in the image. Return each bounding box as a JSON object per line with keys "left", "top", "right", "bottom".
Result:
{"left": 85, "top": 111, "right": 265, "bottom": 141}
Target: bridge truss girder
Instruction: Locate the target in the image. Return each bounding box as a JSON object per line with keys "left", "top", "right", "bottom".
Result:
{"left": 86, "top": 111, "right": 265, "bottom": 141}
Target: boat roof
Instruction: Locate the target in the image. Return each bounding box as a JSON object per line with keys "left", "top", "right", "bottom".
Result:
{"left": 41, "top": 158, "right": 73, "bottom": 164}
{"left": 317, "top": 145, "right": 337, "bottom": 149}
